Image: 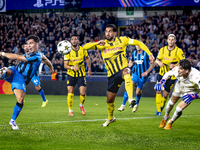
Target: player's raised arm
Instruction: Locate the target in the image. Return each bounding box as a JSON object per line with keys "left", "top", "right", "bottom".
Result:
{"left": 0, "top": 52, "right": 27, "bottom": 61}
{"left": 42, "top": 55, "right": 54, "bottom": 74}
{"left": 83, "top": 40, "right": 105, "bottom": 51}
{"left": 128, "top": 39, "right": 154, "bottom": 63}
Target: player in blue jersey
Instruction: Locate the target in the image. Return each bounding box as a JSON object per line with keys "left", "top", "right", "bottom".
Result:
{"left": 0, "top": 35, "right": 42, "bottom": 130}
{"left": 23, "top": 43, "right": 54, "bottom": 107}
{"left": 118, "top": 46, "right": 155, "bottom": 112}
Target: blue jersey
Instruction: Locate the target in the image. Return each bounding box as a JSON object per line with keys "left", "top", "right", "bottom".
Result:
{"left": 16, "top": 52, "right": 42, "bottom": 85}
{"left": 130, "top": 50, "right": 150, "bottom": 80}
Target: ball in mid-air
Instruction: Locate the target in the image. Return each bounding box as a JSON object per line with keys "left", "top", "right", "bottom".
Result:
{"left": 57, "top": 40, "right": 72, "bottom": 55}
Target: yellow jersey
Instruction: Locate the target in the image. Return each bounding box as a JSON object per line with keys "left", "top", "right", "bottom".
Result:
{"left": 157, "top": 46, "right": 185, "bottom": 79}
{"left": 64, "top": 46, "right": 88, "bottom": 77}
{"left": 95, "top": 36, "right": 130, "bottom": 77}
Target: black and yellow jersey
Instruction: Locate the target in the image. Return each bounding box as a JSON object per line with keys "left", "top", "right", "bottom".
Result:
{"left": 83, "top": 36, "right": 152, "bottom": 77}
{"left": 94, "top": 36, "right": 130, "bottom": 77}
{"left": 157, "top": 46, "right": 185, "bottom": 79}
{"left": 64, "top": 46, "right": 88, "bottom": 77}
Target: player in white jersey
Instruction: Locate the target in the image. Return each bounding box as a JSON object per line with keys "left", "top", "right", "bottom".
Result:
{"left": 154, "top": 59, "right": 200, "bottom": 130}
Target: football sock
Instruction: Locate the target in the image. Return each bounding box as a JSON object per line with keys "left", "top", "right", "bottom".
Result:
{"left": 107, "top": 102, "right": 115, "bottom": 120}
{"left": 122, "top": 91, "right": 128, "bottom": 105}
{"left": 165, "top": 99, "right": 175, "bottom": 115}
{"left": 11, "top": 102, "right": 23, "bottom": 120}
{"left": 171, "top": 106, "right": 183, "bottom": 122}
{"left": 156, "top": 93, "right": 162, "bottom": 112}
{"left": 38, "top": 89, "right": 46, "bottom": 102}
{"left": 80, "top": 94, "right": 86, "bottom": 106}
{"left": 67, "top": 93, "right": 74, "bottom": 111}
{"left": 124, "top": 74, "right": 133, "bottom": 100}
{"left": 161, "top": 96, "right": 168, "bottom": 111}
{"left": 136, "top": 94, "right": 142, "bottom": 105}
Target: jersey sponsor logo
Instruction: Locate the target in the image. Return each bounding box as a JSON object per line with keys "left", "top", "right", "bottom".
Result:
{"left": 104, "top": 47, "right": 122, "bottom": 53}
{"left": 163, "top": 57, "right": 177, "bottom": 61}
{"left": 70, "top": 58, "right": 83, "bottom": 62}
{"left": 134, "top": 60, "right": 143, "bottom": 64}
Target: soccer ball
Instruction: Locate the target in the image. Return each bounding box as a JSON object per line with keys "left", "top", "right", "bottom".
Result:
{"left": 57, "top": 40, "right": 72, "bottom": 55}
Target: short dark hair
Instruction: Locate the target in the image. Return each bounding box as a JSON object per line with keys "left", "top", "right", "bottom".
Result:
{"left": 70, "top": 34, "right": 79, "bottom": 39}
{"left": 179, "top": 59, "right": 192, "bottom": 71}
{"left": 106, "top": 24, "right": 117, "bottom": 32}
{"left": 27, "top": 35, "right": 40, "bottom": 43}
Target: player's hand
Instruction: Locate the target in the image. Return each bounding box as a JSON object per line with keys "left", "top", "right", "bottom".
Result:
{"left": 97, "top": 40, "right": 105, "bottom": 46}
{"left": 141, "top": 71, "right": 148, "bottom": 77}
{"left": 50, "top": 67, "right": 54, "bottom": 74}
{"left": 182, "top": 94, "right": 199, "bottom": 104}
{"left": 154, "top": 79, "right": 166, "bottom": 91}
{"left": 73, "top": 64, "right": 79, "bottom": 71}
{"left": 149, "top": 55, "right": 155, "bottom": 63}
{"left": 88, "top": 69, "right": 91, "bottom": 78}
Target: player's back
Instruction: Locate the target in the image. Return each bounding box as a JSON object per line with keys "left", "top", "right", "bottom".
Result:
{"left": 131, "top": 50, "right": 150, "bottom": 79}
{"left": 16, "top": 52, "right": 42, "bottom": 84}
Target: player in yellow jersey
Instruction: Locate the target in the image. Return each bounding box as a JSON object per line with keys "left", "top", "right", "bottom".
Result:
{"left": 83, "top": 24, "right": 154, "bottom": 126}
{"left": 64, "top": 35, "right": 91, "bottom": 116}
{"left": 155, "top": 34, "right": 185, "bottom": 116}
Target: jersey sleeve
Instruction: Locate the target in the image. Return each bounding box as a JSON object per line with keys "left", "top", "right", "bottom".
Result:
{"left": 177, "top": 48, "right": 185, "bottom": 60}
{"left": 120, "top": 36, "right": 130, "bottom": 45}
{"left": 157, "top": 48, "right": 163, "bottom": 60}
{"left": 162, "top": 66, "right": 178, "bottom": 80}
{"left": 64, "top": 54, "right": 70, "bottom": 61}
{"left": 83, "top": 48, "right": 88, "bottom": 58}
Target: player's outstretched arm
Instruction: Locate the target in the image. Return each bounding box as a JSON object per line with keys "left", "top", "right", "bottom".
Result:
{"left": 85, "top": 56, "right": 91, "bottom": 78}
{"left": 42, "top": 55, "right": 54, "bottom": 74}
{"left": 83, "top": 40, "right": 105, "bottom": 50}
{"left": 0, "top": 52, "right": 27, "bottom": 61}
{"left": 128, "top": 39, "right": 154, "bottom": 63}
{"left": 142, "top": 62, "right": 156, "bottom": 77}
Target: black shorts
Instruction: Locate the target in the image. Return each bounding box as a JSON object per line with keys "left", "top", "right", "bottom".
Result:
{"left": 67, "top": 75, "right": 86, "bottom": 87}
{"left": 157, "top": 74, "right": 176, "bottom": 93}
{"left": 107, "top": 69, "right": 124, "bottom": 93}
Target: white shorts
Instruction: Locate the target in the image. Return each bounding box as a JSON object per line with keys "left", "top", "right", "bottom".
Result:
{"left": 172, "top": 81, "right": 200, "bottom": 98}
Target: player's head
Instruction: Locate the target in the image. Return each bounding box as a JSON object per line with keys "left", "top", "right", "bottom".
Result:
{"left": 167, "top": 34, "right": 176, "bottom": 47}
{"left": 22, "top": 43, "right": 29, "bottom": 54}
{"left": 178, "top": 59, "right": 192, "bottom": 77}
{"left": 26, "top": 35, "right": 40, "bottom": 53}
{"left": 136, "top": 46, "right": 141, "bottom": 52}
{"left": 70, "top": 34, "right": 79, "bottom": 47}
{"left": 105, "top": 24, "right": 117, "bottom": 41}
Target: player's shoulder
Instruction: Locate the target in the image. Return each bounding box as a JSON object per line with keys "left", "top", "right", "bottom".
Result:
{"left": 118, "top": 36, "right": 129, "bottom": 42}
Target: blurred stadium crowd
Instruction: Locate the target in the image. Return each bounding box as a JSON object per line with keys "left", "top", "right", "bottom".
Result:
{"left": 0, "top": 10, "right": 200, "bottom": 77}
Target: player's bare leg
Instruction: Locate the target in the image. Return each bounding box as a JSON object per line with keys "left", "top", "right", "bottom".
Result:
{"left": 102, "top": 91, "right": 116, "bottom": 127}
{"left": 67, "top": 86, "right": 74, "bottom": 116}
{"left": 79, "top": 86, "right": 86, "bottom": 115}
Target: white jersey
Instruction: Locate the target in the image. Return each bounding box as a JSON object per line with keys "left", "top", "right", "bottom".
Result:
{"left": 163, "top": 66, "right": 200, "bottom": 97}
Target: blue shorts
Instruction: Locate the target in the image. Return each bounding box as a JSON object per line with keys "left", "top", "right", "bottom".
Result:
{"left": 5, "top": 67, "right": 26, "bottom": 93}
{"left": 131, "top": 74, "right": 148, "bottom": 90}
{"left": 31, "top": 74, "right": 41, "bottom": 86}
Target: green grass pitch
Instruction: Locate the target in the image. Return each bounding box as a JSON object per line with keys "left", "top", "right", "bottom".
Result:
{"left": 0, "top": 94, "right": 200, "bottom": 150}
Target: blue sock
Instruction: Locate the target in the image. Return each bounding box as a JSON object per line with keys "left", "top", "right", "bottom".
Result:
{"left": 136, "top": 94, "right": 142, "bottom": 105}
{"left": 11, "top": 102, "right": 23, "bottom": 120}
{"left": 122, "top": 91, "right": 129, "bottom": 105}
{"left": 39, "top": 89, "right": 46, "bottom": 102}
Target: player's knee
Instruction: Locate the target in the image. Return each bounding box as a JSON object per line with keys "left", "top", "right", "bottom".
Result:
{"left": 123, "top": 68, "right": 130, "bottom": 76}
{"left": 35, "top": 86, "right": 41, "bottom": 91}
{"left": 163, "top": 93, "right": 169, "bottom": 98}
{"left": 17, "top": 96, "right": 24, "bottom": 103}
{"left": 156, "top": 91, "right": 162, "bottom": 94}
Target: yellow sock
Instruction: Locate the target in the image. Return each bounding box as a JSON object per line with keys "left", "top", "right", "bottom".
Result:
{"left": 161, "top": 96, "right": 168, "bottom": 108}
{"left": 80, "top": 94, "right": 86, "bottom": 105}
{"left": 156, "top": 93, "right": 162, "bottom": 112}
{"left": 124, "top": 74, "right": 133, "bottom": 100}
{"left": 67, "top": 93, "right": 74, "bottom": 111}
{"left": 107, "top": 102, "right": 115, "bottom": 120}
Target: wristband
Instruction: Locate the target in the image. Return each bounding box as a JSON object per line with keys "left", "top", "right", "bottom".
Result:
{"left": 71, "top": 66, "right": 73, "bottom": 70}
{"left": 1, "top": 52, "right": 5, "bottom": 56}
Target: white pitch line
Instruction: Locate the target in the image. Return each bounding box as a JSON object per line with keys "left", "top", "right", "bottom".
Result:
{"left": 0, "top": 115, "right": 200, "bottom": 127}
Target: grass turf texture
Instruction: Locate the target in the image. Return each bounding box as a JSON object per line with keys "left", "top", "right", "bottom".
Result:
{"left": 0, "top": 94, "right": 200, "bottom": 150}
